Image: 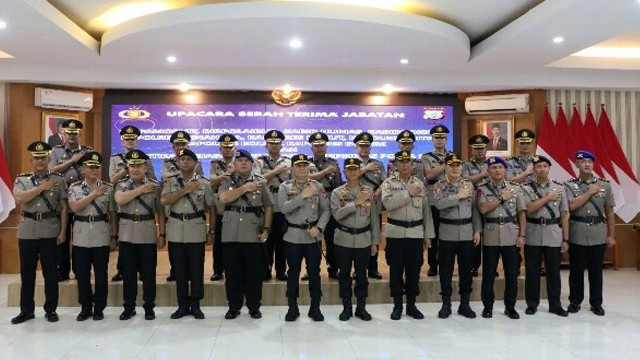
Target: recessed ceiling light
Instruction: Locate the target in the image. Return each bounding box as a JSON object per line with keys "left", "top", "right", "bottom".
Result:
{"left": 0, "top": 21, "right": 7, "bottom": 29}
{"left": 572, "top": 47, "right": 640, "bottom": 59}
{"left": 553, "top": 37, "right": 564, "bottom": 44}
{"left": 400, "top": 58, "right": 409, "bottom": 65}
{"left": 178, "top": 83, "right": 190, "bottom": 92}
{"left": 382, "top": 84, "right": 394, "bottom": 95}
{"left": 167, "top": 55, "right": 177, "bottom": 63}
{"left": 289, "top": 38, "right": 303, "bottom": 49}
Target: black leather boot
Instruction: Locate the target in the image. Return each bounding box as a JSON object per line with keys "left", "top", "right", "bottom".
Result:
{"left": 438, "top": 296, "right": 452, "bottom": 319}
{"left": 390, "top": 296, "right": 403, "bottom": 320}
{"left": 285, "top": 298, "right": 300, "bottom": 322}
{"left": 406, "top": 295, "right": 424, "bottom": 319}
{"left": 339, "top": 298, "right": 352, "bottom": 321}
{"left": 355, "top": 297, "right": 372, "bottom": 321}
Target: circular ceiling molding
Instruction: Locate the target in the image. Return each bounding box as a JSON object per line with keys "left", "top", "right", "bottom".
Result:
{"left": 101, "top": 2, "right": 469, "bottom": 69}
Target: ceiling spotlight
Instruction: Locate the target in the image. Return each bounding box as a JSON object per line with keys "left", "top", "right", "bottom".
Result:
{"left": 382, "top": 84, "right": 394, "bottom": 95}
{"left": 552, "top": 37, "right": 564, "bottom": 44}
{"left": 167, "top": 55, "right": 177, "bottom": 63}
{"left": 289, "top": 38, "right": 303, "bottom": 49}
{"left": 400, "top": 58, "right": 409, "bottom": 65}
{"left": 0, "top": 21, "right": 7, "bottom": 29}
{"left": 178, "top": 83, "right": 190, "bottom": 92}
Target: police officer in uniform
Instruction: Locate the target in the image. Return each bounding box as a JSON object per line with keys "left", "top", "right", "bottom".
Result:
{"left": 115, "top": 150, "right": 166, "bottom": 321}
{"left": 11, "top": 142, "right": 68, "bottom": 324}
{"left": 565, "top": 151, "right": 615, "bottom": 316}
{"left": 219, "top": 149, "right": 274, "bottom": 319}
{"left": 161, "top": 149, "right": 215, "bottom": 320}
{"left": 49, "top": 119, "right": 91, "bottom": 282}
{"left": 254, "top": 130, "right": 291, "bottom": 281}
{"left": 462, "top": 135, "right": 490, "bottom": 276}
{"left": 109, "top": 125, "right": 156, "bottom": 282}
{"left": 308, "top": 132, "right": 342, "bottom": 279}
{"left": 68, "top": 151, "right": 117, "bottom": 321}
{"left": 386, "top": 130, "right": 424, "bottom": 182}
{"left": 422, "top": 125, "right": 455, "bottom": 277}
{"left": 162, "top": 130, "right": 204, "bottom": 281}
{"left": 477, "top": 156, "right": 526, "bottom": 320}
{"left": 506, "top": 129, "right": 536, "bottom": 183}
{"left": 279, "top": 154, "right": 331, "bottom": 322}
{"left": 331, "top": 158, "right": 380, "bottom": 321}
{"left": 354, "top": 132, "right": 386, "bottom": 279}
{"left": 209, "top": 133, "right": 238, "bottom": 281}
{"left": 433, "top": 154, "right": 481, "bottom": 319}
{"left": 382, "top": 150, "right": 435, "bottom": 321}
{"left": 521, "top": 155, "right": 569, "bottom": 317}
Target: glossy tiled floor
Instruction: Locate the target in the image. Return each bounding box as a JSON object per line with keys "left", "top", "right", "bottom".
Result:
{"left": 1, "top": 269, "right": 639, "bottom": 360}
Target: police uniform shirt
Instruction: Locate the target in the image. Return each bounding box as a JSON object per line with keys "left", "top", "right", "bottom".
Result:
{"left": 433, "top": 178, "right": 481, "bottom": 241}
{"left": 358, "top": 157, "right": 387, "bottom": 213}
{"left": 161, "top": 155, "right": 204, "bottom": 179}
{"left": 309, "top": 157, "right": 343, "bottom": 190}
{"left": 330, "top": 184, "right": 381, "bottom": 249}
{"left": 50, "top": 144, "right": 92, "bottom": 183}
{"left": 116, "top": 178, "right": 163, "bottom": 244}
{"left": 462, "top": 158, "right": 488, "bottom": 182}
{"left": 521, "top": 180, "right": 568, "bottom": 247}
{"left": 278, "top": 179, "right": 331, "bottom": 244}
{"left": 162, "top": 173, "right": 215, "bottom": 243}
{"left": 421, "top": 150, "right": 455, "bottom": 205}
{"left": 381, "top": 175, "right": 435, "bottom": 240}
{"left": 564, "top": 176, "right": 615, "bottom": 246}
{"left": 477, "top": 180, "right": 526, "bottom": 246}
{"left": 506, "top": 155, "right": 535, "bottom": 182}
{"left": 387, "top": 157, "right": 425, "bottom": 183}
{"left": 210, "top": 158, "right": 234, "bottom": 214}
{"left": 14, "top": 172, "right": 67, "bottom": 239}
{"left": 68, "top": 181, "right": 116, "bottom": 247}
{"left": 219, "top": 174, "right": 273, "bottom": 243}
{"left": 254, "top": 155, "right": 292, "bottom": 213}
{"left": 109, "top": 153, "right": 157, "bottom": 180}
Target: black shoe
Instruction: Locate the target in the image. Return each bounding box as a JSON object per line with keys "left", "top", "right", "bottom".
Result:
{"left": 457, "top": 304, "right": 476, "bottom": 319}
{"left": 525, "top": 307, "right": 537, "bottom": 315}
{"left": 111, "top": 272, "right": 123, "bottom": 282}
{"left": 308, "top": 307, "right": 324, "bottom": 321}
{"left": 210, "top": 273, "right": 224, "bottom": 281}
{"left": 590, "top": 305, "right": 605, "bottom": 316}
{"left": 471, "top": 268, "right": 479, "bottom": 277}
{"left": 264, "top": 272, "right": 272, "bottom": 281}
{"left": 166, "top": 274, "right": 175, "bottom": 282}
{"left": 76, "top": 310, "right": 92, "bottom": 321}
{"left": 328, "top": 271, "right": 339, "bottom": 280}
{"left": 57, "top": 274, "right": 70, "bottom": 282}
{"left": 92, "top": 311, "right": 104, "bottom": 321}
{"left": 119, "top": 309, "right": 136, "bottom": 320}
{"left": 368, "top": 271, "right": 383, "bottom": 280}
{"left": 249, "top": 308, "right": 262, "bottom": 319}
{"left": 339, "top": 307, "right": 352, "bottom": 321}
{"left": 355, "top": 307, "right": 372, "bottom": 321}
{"left": 191, "top": 307, "right": 205, "bottom": 319}
{"left": 567, "top": 303, "right": 581, "bottom": 313}
{"left": 549, "top": 307, "right": 568, "bottom": 317}
{"left": 45, "top": 311, "right": 59, "bottom": 322}
{"left": 276, "top": 273, "right": 288, "bottom": 281}
{"left": 11, "top": 312, "right": 35, "bottom": 324}
{"left": 481, "top": 307, "right": 493, "bottom": 318}
{"left": 438, "top": 304, "right": 452, "bottom": 319}
{"left": 427, "top": 268, "right": 438, "bottom": 277}
{"left": 301, "top": 273, "right": 309, "bottom": 281}
{"left": 406, "top": 305, "right": 425, "bottom": 319}
{"left": 390, "top": 306, "right": 403, "bottom": 320}
{"left": 170, "top": 307, "right": 191, "bottom": 319}
{"left": 504, "top": 308, "right": 520, "bottom": 319}
{"left": 285, "top": 307, "right": 300, "bottom": 321}
{"left": 224, "top": 308, "right": 241, "bottom": 320}
{"left": 144, "top": 309, "right": 156, "bottom": 320}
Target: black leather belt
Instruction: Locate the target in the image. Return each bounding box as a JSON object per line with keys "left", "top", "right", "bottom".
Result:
{"left": 485, "top": 216, "right": 517, "bottom": 224}
{"left": 225, "top": 205, "right": 261, "bottom": 214}
{"left": 22, "top": 211, "right": 57, "bottom": 220}
{"left": 526, "top": 217, "right": 560, "bottom": 226}
{"left": 387, "top": 218, "right": 423, "bottom": 228}
{"left": 75, "top": 214, "right": 110, "bottom": 223}
{"left": 170, "top": 210, "right": 206, "bottom": 221}
{"left": 336, "top": 223, "right": 371, "bottom": 235}
{"left": 570, "top": 215, "right": 605, "bottom": 225}
{"left": 119, "top": 213, "right": 155, "bottom": 222}
{"left": 439, "top": 217, "right": 472, "bottom": 225}
{"left": 289, "top": 220, "right": 318, "bottom": 229}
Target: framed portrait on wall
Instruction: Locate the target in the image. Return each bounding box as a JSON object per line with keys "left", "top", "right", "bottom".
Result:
{"left": 42, "top": 111, "right": 79, "bottom": 147}
{"left": 483, "top": 118, "right": 513, "bottom": 157}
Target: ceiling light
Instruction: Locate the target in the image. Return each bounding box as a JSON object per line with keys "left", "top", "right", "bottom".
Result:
{"left": 0, "top": 21, "right": 7, "bottom": 29}
{"left": 553, "top": 37, "right": 564, "bottom": 44}
{"left": 572, "top": 47, "right": 640, "bottom": 59}
{"left": 87, "top": 2, "right": 174, "bottom": 30}
{"left": 178, "top": 83, "right": 190, "bottom": 92}
{"left": 382, "top": 84, "right": 395, "bottom": 95}
{"left": 167, "top": 55, "right": 176, "bottom": 63}
{"left": 400, "top": 58, "right": 409, "bottom": 65}
{"left": 289, "top": 38, "right": 303, "bottom": 49}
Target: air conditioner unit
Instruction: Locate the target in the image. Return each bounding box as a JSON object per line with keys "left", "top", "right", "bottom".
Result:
{"left": 465, "top": 94, "right": 529, "bottom": 115}
{"left": 34, "top": 87, "right": 93, "bottom": 112}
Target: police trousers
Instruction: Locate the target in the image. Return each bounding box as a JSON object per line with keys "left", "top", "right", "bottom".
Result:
{"left": 223, "top": 242, "right": 265, "bottom": 311}
{"left": 285, "top": 241, "right": 322, "bottom": 299}
{"left": 120, "top": 242, "right": 157, "bottom": 311}
{"left": 439, "top": 240, "right": 474, "bottom": 297}
{"left": 19, "top": 238, "right": 58, "bottom": 314}
{"left": 569, "top": 243, "right": 605, "bottom": 307}
{"left": 335, "top": 244, "right": 370, "bottom": 299}
{"left": 74, "top": 245, "right": 110, "bottom": 312}
{"left": 385, "top": 238, "right": 423, "bottom": 298}
{"left": 481, "top": 245, "right": 519, "bottom": 309}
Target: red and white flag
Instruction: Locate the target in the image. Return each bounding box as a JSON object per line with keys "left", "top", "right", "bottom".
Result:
{"left": 598, "top": 105, "right": 640, "bottom": 223}
{"left": 537, "top": 105, "right": 573, "bottom": 181}
{"left": 0, "top": 137, "right": 16, "bottom": 224}
{"left": 554, "top": 104, "right": 577, "bottom": 178}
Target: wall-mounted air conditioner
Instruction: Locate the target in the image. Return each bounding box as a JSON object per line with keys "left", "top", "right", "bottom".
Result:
{"left": 465, "top": 94, "right": 529, "bottom": 115}
{"left": 34, "top": 87, "right": 93, "bottom": 112}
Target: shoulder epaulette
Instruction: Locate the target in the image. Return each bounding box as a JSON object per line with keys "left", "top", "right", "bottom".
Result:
{"left": 116, "top": 178, "right": 130, "bottom": 184}
{"left": 146, "top": 178, "right": 159, "bottom": 184}
{"left": 477, "top": 179, "right": 490, "bottom": 187}
{"left": 103, "top": 181, "right": 114, "bottom": 187}
{"left": 508, "top": 181, "right": 520, "bottom": 186}
{"left": 163, "top": 157, "right": 174, "bottom": 162}
{"left": 551, "top": 179, "right": 564, "bottom": 185}
{"left": 598, "top": 177, "right": 609, "bottom": 182}
{"left": 567, "top": 178, "right": 578, "bottom": 182}
{"left": 521, "top": 180, "right": 532, "bottom": 186}
{"left": 49, "top": 172, "right": 64, "bottom": 177}
{"left": 70, "top": 180, "right": 83, "bottom": 187}
{"left": 16, "top": 172, "right": 33, "bottom": 178}
{"left": 505, "top": 156, "right": 515, "bottom": 160}
{"left": 111, "top": 153, "right": 124, "bottom": 158}
{"left": 281, "top": 155, "right": 290, "bottom": 159}
{"left": 164, "top": 173, "right": 178, "bottom": 179}
{"left": 53, "top": 145, "right": 63, "bottom": 149}
{"left": 258, "top": 155, "right": 269, "bottom": 161}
